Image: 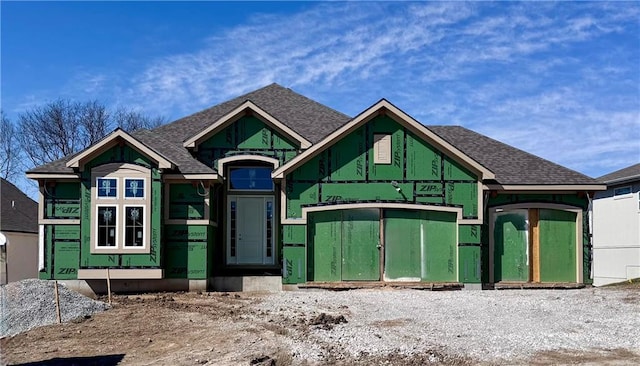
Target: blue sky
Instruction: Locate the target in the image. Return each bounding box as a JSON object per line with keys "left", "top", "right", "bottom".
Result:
{"left": 2, "top": 1, "right": 639, "bottom": 182}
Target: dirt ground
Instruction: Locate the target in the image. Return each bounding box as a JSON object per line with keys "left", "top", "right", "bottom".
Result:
{"left": 1, "top": 285, "right": 639, "bottom": 366}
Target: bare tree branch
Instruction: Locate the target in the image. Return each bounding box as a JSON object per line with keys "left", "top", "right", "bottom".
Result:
{"left": 0, "top": 111, "right": 22, "bottom": 181}
{"left": 17, "top": 99, "right": 166, "bottom": 168}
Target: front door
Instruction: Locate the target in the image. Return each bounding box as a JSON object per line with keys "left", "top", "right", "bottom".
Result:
{"left": 227, "top": 195, "right": 274, "bottom": 265}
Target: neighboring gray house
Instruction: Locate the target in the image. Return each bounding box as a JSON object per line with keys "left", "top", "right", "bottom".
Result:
{"left": 592, "top": 163, "right": 640, "bottom": 286}
{"left": 0, "top": 178, "right": 39, "bottom": 284}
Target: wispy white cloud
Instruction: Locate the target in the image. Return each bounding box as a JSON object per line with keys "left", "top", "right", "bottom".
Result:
{"left": 10, "top": 1, "right": 640, "bottom": 177}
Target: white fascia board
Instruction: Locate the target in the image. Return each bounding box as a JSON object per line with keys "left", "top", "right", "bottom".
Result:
{"left": 66, "top": 129, "right": 175, "bottom": 170}
{"left": 26, "top": 173, "right": 80, "bottom": 180}
{"left": 183, "top": 101, "right": 312, "bottom": 149}
{"left": 273, "top": 99, "right": 495, "bottom": 180}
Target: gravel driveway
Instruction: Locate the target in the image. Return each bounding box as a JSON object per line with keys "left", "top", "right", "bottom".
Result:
{"left": 252, "top": 287, "right": 640, "bottom": 364}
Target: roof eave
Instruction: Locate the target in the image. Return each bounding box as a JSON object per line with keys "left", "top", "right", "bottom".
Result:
{"left": 485, "top": 183, "right": 607, "bottom": 192}
{"left": 183, "top": 100, "right": 312, "bottom": 150}
{"left": 273, "top": 99, "right": 495, "bottom": 180}
{"left": 66, "top": 129, "right": 176, "bottom": 171}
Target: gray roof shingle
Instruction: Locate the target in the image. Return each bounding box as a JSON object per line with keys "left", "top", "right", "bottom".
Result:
{"left": 428, "top": 125, "right": 600, "bottom": 185}
{"left": 1, "top": 178, "right": 38, "bottom": 233}
{"left": 154, "top": 83, "right": 351, "bottom": 144}
{"left": 131, "top": 129, "right": 216, "bottom": 174}
{"left": 597, "top": 163, "right": 640, "bottom": 184}
{"left": 26, "top": 84, "right": 602, "bottom": 187}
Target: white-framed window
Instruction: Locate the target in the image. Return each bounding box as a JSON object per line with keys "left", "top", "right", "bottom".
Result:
{"left": 373, "top": 134, "right": 392, "bottom": 164}
{"left": 123, "top": 205, "right": 145, "bottom": 247}
{"left": 96, "top": 205, "right": 118, "bottom": 247}
{"left": 227, "top": 166, "right": 274, "bottom": 191}
{"left": 124, "top": 178, "right": 145, "bottom": 199}
{"left": 91, "top": 164, "right": 150, "bottom": 254}
{"left": 97, "top": 178, "right": 117, "bottom": 198}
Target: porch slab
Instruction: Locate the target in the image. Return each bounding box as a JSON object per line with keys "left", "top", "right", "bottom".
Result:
{"left": 298, "top": 281, "right": 463, "bottom": 291}
{"left": 493, "top": 282, "right": 586, "bottom": 290}
{"left": 210, "top": 276, "right": 282, "bottom": 292}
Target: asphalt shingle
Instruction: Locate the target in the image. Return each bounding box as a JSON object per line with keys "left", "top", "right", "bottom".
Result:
{"left": 0, "top": 178, "right": 38, "bottom": 233}
{"left": 597, "top": 163, "right": 640, "bottom": 184}
{"left": 428, "top": 125, "right": 600, "bottom": 185}
{"left": 153, "top": 83, "right": 351, "bottom": 144}
{"left": 26, "top": 84, "right": 603, "bottom": 187}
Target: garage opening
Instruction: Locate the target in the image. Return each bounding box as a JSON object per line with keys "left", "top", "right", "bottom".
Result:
{"left": 307, "top": 208, "right": 458, "bottom": 283}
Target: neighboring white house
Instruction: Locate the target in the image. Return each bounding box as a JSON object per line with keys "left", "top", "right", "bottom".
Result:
{"left": 592, "top": 163, "right": 640, "bottom": 286}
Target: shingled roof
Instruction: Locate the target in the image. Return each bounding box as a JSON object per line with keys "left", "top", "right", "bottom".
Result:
{"left": 428, "top": 125, "right": 599, "bottom": 185}
{"left": 597, "top": 163, "right": 640, "bottom": 185}
{"left": 154, "top": 83, "right": 351, "bottom": 144}
{"left": 26, "top": 84, "right": 602, "bottom": 187}
{"left": 0, "top": 179, "right": 38, "bottom": 233}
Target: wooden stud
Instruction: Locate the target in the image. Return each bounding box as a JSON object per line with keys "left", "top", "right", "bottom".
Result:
{"left": 54, "top": 281, "right": 61, "bottom": 324}
{"left": 530, "top": 209, "right": 540, "bottom": 283}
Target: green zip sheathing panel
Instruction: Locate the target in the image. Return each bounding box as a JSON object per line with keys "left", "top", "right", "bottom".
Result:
{"left": 383, "top": 210, "right": 457, "bottom": 282}
{"left": 368, "top": 117, "right": 404, "bottom": 181}
{"left": 459, "top": 246, "right": 481, "bottom": 283}
{"left": 283, "top": 246, "right": 306, "bottom": 284}
{"left": 539, "top": 209, "right": 576, "bottom": 282}
{"left": 384, "top": 210, "right": 422, "bottom": 280}
{"left": 196, "top": 116, "right": 298, "bottom": 168}
{"left": 41, "top": 225, "right": 81, "bottom": 279}
{"left": 406, "top": 132, "right": 440, "bottom": 180}
{"left": 79, "top": 158, "right": 162, "bottom": 270}
{"left": 283, "top": 225, "right": 306, "bottom": 284}
{"left": 458, "top": 225, "right": 481, "bottom": 283}
{"left": 286, "top": 181, "right": 318, "bottom": 218}
{"left": 422, "top": 211, "right": 457, "bottom": 281}
{"left": 308, "top": 210, "right": 342, "bottom": 281}
{"left": 282, "top": 225, "right": 306, "bottom": 244}
{"left": 321, "top": 183, "right": 411, "bottom": 203}
{"left": 341, "top": 209, "right": 380, "bottom": 280}
{"left": 169, "top": 184, "right": 206, "bottom": 220}
{"left": 164, "top": 225, "right": 209, "bottom": 279}
{"left": 494, "top": 210, "right": 529, "bottom": 282}
{"left": 44, "top": 182, "right": 81, "bottom": 219}
{"left": 307, "top": 209, "right": 380, "bottom": 282}
{"left": 285, "top": 115, "right": 479, "bottom": 220}
{"left": 488, "top": 194, "right": 588, "bottom": 210}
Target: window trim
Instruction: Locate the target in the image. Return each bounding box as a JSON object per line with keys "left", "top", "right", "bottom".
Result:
{"left": 95, "top": 204, "right": 119, "bottom": 249}
{"left": 613, "top": 185, "right": 633, "bottom": 199}
{"left": 227, "top": 166, "right": 275, "bottom": 192}
{"left": 373, "top": 134, "right": 392, "bottom": 165}
{"left": 96, "top": 177, "right": 118, "bottom": 199}
{"left": 123, "top": 178, "right": 146, "bottom": 200}
{"left": 90, "top": 164, "right": 151, "bottom": 254}
{"left": 122, "top": 204, "right": 146, "bottom": 249}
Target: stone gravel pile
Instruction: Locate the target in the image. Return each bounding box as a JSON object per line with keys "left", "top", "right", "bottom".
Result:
{"left": 253, "top": 288, "right": 640, "bottom": 364}
{"left": 0, "top": 279, "right": 108, "bottom": 338}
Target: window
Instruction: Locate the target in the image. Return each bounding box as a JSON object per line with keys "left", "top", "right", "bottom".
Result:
{"left": 97, "top": 206, "right": 117, "bottom": 247}
{"left": 124, "top": 206, "right": 145, "bottom": 246}
{"left": 373, "top": 134, "right": 392, "bottom": 164}
{"left": 228, "top": 167, "right": 274, "bottom": 191}
{"left": 97, "top": 178, "right": 117, "bottom": 198}
{"left": 125, "top": 179, "right": 145, "bottom": 198}
{"left": 91, "top": 164, "right": 150, "bottom": 254}
{"left": 614, "top": 186, "right": 632, "bottom": 197}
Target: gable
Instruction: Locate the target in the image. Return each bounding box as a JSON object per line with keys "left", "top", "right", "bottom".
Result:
{"left": 282, "top": 113, "right": 481, "bottom": 222}
{"left": 194, "top": 115, "right": 301, "bottom": 171}
{"left": 66, "top": 129, "right": 174, "bottom": 171}
{"left": 274, "top": 99, "right": 493, "bottom": 181}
